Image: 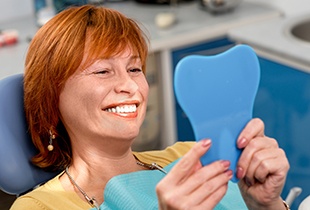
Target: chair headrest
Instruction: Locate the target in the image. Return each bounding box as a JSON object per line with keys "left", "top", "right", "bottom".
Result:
{"left": 0, "top": 74, "right": 57, "bottom": 195}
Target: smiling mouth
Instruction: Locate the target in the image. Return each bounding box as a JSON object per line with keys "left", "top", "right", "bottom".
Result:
{"left": 104, "top": 104, "right": 137, "bottom": 114}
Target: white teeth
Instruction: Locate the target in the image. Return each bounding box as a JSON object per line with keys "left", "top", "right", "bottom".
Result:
{"left": 106, "top": 105, "right": 137, "bottom": 113}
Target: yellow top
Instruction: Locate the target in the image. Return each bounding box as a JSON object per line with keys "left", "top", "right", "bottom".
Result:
{"left": 10, "top": 141, "right": 195, "bottom": 210}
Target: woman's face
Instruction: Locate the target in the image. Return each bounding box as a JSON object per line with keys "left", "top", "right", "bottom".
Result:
{"left": 58, "top": 47, "right": 149, "bottom": 143}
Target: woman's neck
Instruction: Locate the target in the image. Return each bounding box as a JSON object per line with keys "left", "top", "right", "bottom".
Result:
{"left": 60, "top": 143, "right": 142, "bottom": 205}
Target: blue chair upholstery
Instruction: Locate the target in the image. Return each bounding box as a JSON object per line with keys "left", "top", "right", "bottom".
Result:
{"left": 0, "top": 74, "right": 57, "bottom": 196}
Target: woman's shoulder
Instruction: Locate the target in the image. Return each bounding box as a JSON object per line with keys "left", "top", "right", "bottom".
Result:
{"left": 133, "top": 141, "right": 195, "bottom": 167}
{"left": 10, "top": 173, "right": 89, "bottom": 210}
{"left": 10, "top": 182, "right": 55, "bottom": 209}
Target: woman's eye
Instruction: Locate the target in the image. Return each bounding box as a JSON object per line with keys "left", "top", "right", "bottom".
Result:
{"left": 129, "top": 68, "right": 142, "bottom": 73}
{"left": 94, "top": 70, "right": 109, "bottom": 74}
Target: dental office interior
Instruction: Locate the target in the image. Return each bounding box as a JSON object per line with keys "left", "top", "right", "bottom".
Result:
{"left": 1, "top": 0, "right": 310, "bottom": 209}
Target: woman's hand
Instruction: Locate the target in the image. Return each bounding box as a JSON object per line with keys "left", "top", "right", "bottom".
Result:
{"left": 236, "top": 118, "right": 290, "bottom": 210}
{"left": 156, "top": 139, "right": 233, "bottom": 210}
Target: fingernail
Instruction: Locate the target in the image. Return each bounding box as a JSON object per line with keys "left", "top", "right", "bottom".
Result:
{"left": 201, "top": 139, "right": 211, "bottom": 147}
{"left": 221, "top": 160, "right": 230, "bottom": 169}
{"left": 238, "top": 137, "right": 247, "bottom": 148}
{"left": 226, "top": 170, "right": 233, "bottom": 177}
{"left": 236, "top": 167, "right": 244, "bottom": 179}
{"left": 245, "top": 177, "right": 252, "bottom": 187}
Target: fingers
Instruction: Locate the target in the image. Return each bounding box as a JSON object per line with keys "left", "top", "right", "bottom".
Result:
{"left": 157, "top": 161, "right": 232, "bottom": 210}
{"left": 180, "top": 173, "right": 231, "bottom": 210}
{"left": 166, "top": 139, "right": 212, "bottom": 185}
{"left": 244, "top": 148, "right": 276, "bottom": 184}
{"left": 236, "top": 118, "right": 270, "bottom": 180}
{"left": 193, "top": 183, "right": 229, "bottom": 210}
{"left": 237, "top": 118, "right": 265, "bottom": 149}
{"left": 186, "top": 167, "right": 232, "bottom": 208}
{"left": 235, "top": 118, "right": 290, "bottom": 208}
{"left": 156, "top": 139, "right": 232, "bottom": 209}
{"left": 237, "top": 143, "right": 289, "bottom": 207}
{"left": 252, "top": 149, "right": 288, "bottom": 184}
{"left": 237, "top": 136, "right": 278, "bottom": 180}
{"left": 179, "top": 160, "right": 231, "bottom": 195}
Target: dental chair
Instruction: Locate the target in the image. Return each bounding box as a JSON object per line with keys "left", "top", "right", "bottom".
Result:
{"left": 0, "top": 74, "right": 58, "bottom": 196}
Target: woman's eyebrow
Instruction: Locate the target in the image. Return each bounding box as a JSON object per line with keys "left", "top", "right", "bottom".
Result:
{"left": 129, "top": 55, "right": 141, "bottom": 61}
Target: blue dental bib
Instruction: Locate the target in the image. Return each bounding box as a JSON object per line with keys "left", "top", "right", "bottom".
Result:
{"left": 91, "top": 160, "right": 247, "bottom": 210}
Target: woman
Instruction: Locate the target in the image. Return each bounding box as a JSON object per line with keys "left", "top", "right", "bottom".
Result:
{"left": 10, "top": 5, "right": 290, "bottom": 210}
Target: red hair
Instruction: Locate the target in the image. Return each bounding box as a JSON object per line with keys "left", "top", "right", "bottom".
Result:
{"left": 24, "top": 5, "right": 149, "bottom": 170}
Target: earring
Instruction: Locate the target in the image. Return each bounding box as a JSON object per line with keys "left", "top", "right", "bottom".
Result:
{"left": 48, "top": 130, "right": 56, "bottom": 151}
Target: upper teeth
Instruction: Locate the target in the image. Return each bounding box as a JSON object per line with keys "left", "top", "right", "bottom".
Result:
{"left": 105, "top": 105, "right": 137, "bottom": 113}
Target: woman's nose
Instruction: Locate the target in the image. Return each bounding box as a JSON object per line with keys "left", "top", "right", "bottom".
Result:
{"left": 114, "top": 73, "right": 139, "bottom": 95}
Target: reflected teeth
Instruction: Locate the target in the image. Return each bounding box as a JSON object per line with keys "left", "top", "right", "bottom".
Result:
{"left": 106, "top": 105, "right": 137, "bottom": 113}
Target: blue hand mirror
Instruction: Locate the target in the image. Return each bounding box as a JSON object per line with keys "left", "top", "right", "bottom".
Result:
{"left": 174, "top": 44, "right": 260, "bottom": 182}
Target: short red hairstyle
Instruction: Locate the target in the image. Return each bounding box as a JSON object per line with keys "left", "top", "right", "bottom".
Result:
{"left": 24, "top": 5, "right": 149, "bottom": 170}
